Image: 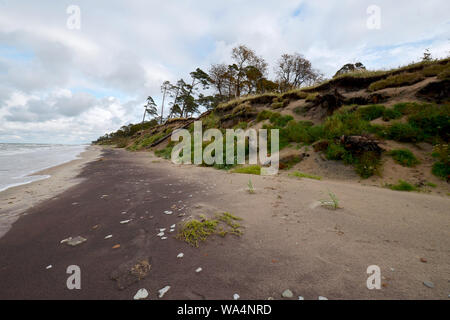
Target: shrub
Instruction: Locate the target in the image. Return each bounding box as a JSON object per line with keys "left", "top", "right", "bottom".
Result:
{"left": 271, "top": 101, "right": 285, "bottom": 109}
{"left": 354, "top": 151, "right": 382, "bottom": 179}
{"left": 388, "top": 149, "right": 420, "bottom": 167}
{"left": 388, "top": 180, "right": 417, "bottom": 192}
{"left": 407, "top": 104, "right": 450, "bottom": 141}
{"left": 392, "top": 102, "right": 421, "bottom": 115}
{"left": 323, "top": 112, "right": 369, "bottom": 139}
{"left": 422, "top": 64, "right": 448, "bottom": 77}
{"left": 357, "top": 105, "right": 386, "bottom": 121}
{"left": 369, "top": 72, "right": 425, "bottom": 92}
{"left": 256, "top": 110, "right": 273, "bottom": 122}
{"left": 431, "top": 143, "right": 450, "bottom": 179}
{"left": 269, "top": 113, "right": 294, "bottom": 127}
{"left": 326, "top": 142, "right": 347, "bottom": 160}
{"left": 306, "top": 92, "right": 319, "bottom": 102}
{"left": 382, "top": 108, "right": 403, "bottom": 121}
{"left": 387, "top": 122, "right": 423, "bottom": 142}
{"left": 437, "top": 65, "right": 450, "bottom": 80}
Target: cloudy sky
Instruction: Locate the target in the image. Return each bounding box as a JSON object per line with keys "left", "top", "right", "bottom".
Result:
{"left": 0, "top": 0, "right": 449, "bottom": 144}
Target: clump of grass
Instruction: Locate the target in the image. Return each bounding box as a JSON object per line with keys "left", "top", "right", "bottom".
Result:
{"left": 388, "top": 149, "right": 420, "bottom": 167}
{"left": 382, "top": 108, "right": 403, "bottom": 121}
{"left": 357, "top": 105, "right": 385, "bottom": 121}
{"left": 426, "top": 182, "right": 437, "bottom": 188}
{"left": 354, "top": 151, "right": 382, "bottom": 179}
{"left": 269, "top": 113, "right": 294, "bottom": 127}
{"left": 177, "top": 218, "right": 219, "bottom": 247}
{"left": 177, "top": 213, "right": 243, "bottom": 247}
{"left": 247, "top": 179, "right": 255, "bottom": 194}
{"left": 387, "top": 180, "right": 417, "bottom": 192}
{"left": 369, "top": 72, "right": 425, "bottom": 92}
{"left": 431, "top": 143, "right": 450, "bottom": 179}
{"left": 319, "top": 191, "right": 340, "bottom": 210}
{"left": 306, "top": 92, "right": 319, "bottom": 102}
{"left": 233, "top": 165, "right": 261, "bottom": 175}
{"left": 386, "top": 122, "right": 423, "bottom": 142}
{"left": 289, "top": 171, "right": 322, "bottom": 180}
{"left": 256, "top": 110, "right": 274, "bottom": 122}
{"left": 422, "top": 64, "right": 448, "bottom": 77}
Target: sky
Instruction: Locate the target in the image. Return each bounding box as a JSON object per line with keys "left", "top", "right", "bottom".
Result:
{"left": 0, "top": 0, "right": 449, "bottom": 144}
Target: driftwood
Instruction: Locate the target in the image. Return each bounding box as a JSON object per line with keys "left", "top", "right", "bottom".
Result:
{"left": 340, "top": 135, "right": 384, "bottom": 155}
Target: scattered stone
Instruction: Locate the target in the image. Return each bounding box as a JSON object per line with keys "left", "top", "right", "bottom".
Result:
{"left": 267, "top": 297, "right": 274, "bottom": 300}
{"left": 46, "top": 265, "right": 52, "bottom": 269}
{"left": 177, "top": 253, "right": 184, "bottom": 258}
{"left": 164, "top": 210, "right": 173, "bottom": 215}
{"left": 120, "top": 219, "right": 132, "bottom": 224}
{"left": 100, "top": 195, "right": 109, "bottom": 198}
{"left": 169, "top": 229, "right": 175, "bottom": 233}
{"left": 112, "top": 244, "right": 121, "bottom": 249}
{"left": 195, "top": 267, "right": 202, "bottom": 273}
{"left": 63, "top": 236, "right": 87, "bottom": 246}
{"left": 71, "top": 202, "right": 79, "bottom": 206}
{"left": 133, "top": 288, "right": 148, "bottom": 300}
{"left": 282, "top": 289, "right": 293, "bottom": 298}
{"left": 318, "top": 296, "right": 328, "bottom": 300}
{"left": 161, "top": 237, "right": 167, "bottom": 240}
{"left": 423, "top": 281, "right": 434, "bottom": 288}
{"left": 298, "top": 296, "right": 304, "bottom": 300}
{"left": 170, "top": 224, "right": 176, "bottom": 229}
{"left": 233, "top": 294, "right": 240, "bottom": 300}
{"left": 104, "top": 235, "right": 113, "bottom": 239}
{"left": 157, "top": 232, "right": 164, "bottom": 237}
{"left": 160, "top": 228, "right": 166, "bottom": 232}
{"left": 420, "top": 258, "right": 428, "bottom": 263}
{"left": 158, "top": 286, "right": 171, "bottom": 298}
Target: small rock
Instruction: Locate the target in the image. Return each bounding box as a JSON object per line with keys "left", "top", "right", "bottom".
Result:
{"left": 298, "top": 296, "right": 304, "bottom": 300}
{"left": 133, "top": 288, "right": 148, "bottom": 300}
{"left": 104, "top": 235, "right": 113, "bottom": 239}
{"left": 423, "top": 281, "right": 434, "bottom": 288}
{"left": 65, "top": 236, "right": 87, "bottom": 246}
{"left": 46, "top": 265, "right": 52, "bottom": 269}
{"left": 318, "top": 296, "right": 328, "bottom": 300}
{"left": 420, "top": 258, "right": 427, "bottom": 263}
{"left": 120, "top": 219, "right": 132, "bottom": 224}
{"left": 170, "top": 224, "right": 176, "bottom": 229}
{"left": 177, "top": 253, "right": 184, "bottom": 258}
{"left": 233, "top": 294, "right": 240, "bottom": 300}
{"left": 169, "top": 229, "right": 175, "bottom": 233}
{"left": 158, "top": 286, "right": 171, "bottom": 298}
{"left": 282, "top": 289, "right": 293, "bottom": 298}
{"left": 157, "top": 232, "right": 164, "bottom": 237}
{"left": 160, "top": 228, "right": 166, "bottom": 232}
{"left": 161, "top": 237, "right": 167, "bottom": 240}
{"left": 195, "top": 267, "right": 202, "bottom": 273}
{"left": 267, "top": 297, "right": 274, "bottom": 300}
{"left": 164, "top": 210, "right": 173, "bottom": 215}
{"left": 112, "top": 244, "right": 121, "bottom": 249}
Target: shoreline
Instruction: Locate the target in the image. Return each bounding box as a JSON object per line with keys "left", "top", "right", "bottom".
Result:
{"left": 0, "top": 145, "right": 103, "bottom": 238}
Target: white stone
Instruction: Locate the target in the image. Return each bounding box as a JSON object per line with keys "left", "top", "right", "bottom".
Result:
{"left": 318, "top": 296, "right": 328, "bottom": 300}
{"left": 177, "top": 253, "right": 184, "bottom": 258}
{"left": 46, "top": 265, "right": 52, "bottom": 269}
{"left": 120, "top": 219, "right": 132, "bottom": 224}
{"left": 104, "top": 235, "right": 113, "bottom": 239}
{"left": 133, "top": 288, "right": 148, "bottom": 300}
{"left": 161, "top": 237, "right": 167, "bottom": 240}
{"left": 195, "top": 267, "right": 202, "bottom": 273}
{"left": 158, "top": 286, "right": 171, "bottom": 298}
{"left": 298, "top": 296, "right": 304, "bottom": 300}
{"left": 157, "top": 232, "right": 164, "bottom": 237}
{"left": 164, "top": 210, "right": 173, "bottom": 215}
{"left": 233, "top": 294, "right": 240, "bottom": 300}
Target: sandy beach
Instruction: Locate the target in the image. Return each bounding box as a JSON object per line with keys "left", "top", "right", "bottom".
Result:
{"left": 0, "top": 146, "right": 102, "bottom": 238}
{"left": 0, "top": 146, "right": 448, "bottom": 300}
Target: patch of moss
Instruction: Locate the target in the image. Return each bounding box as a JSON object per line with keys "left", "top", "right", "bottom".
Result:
{"left": 289, "top": 171, "right": 322, "bottom": 180}
{"left": 388, "top": 149, "right": 420, "bottom": 167}
{"left": 232, "top": 165, "right": 261, "bottom": 175}
{"left": 387, "top": 180, "right": 417, "bottom": 192}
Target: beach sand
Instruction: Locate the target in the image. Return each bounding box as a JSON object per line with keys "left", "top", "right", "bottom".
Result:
{"left": 0, "top": 145, "right": 102, "bottom": 238}
{"left": 0, "top": 146, "right": 448, "bottom": 299}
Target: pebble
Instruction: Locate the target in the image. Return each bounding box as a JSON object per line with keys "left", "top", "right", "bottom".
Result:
{"left": 298, "top": 296, "right": 304, "bottom": 300}
{"left": 423, "top": 281, "right": 434, "bottom": 288}
{"left": 157, "top": 232, "right": 164, "bottom": 237}
{"left": 195, "top": 267, "right": 202, "bottom": 273}
{"left": 120, "top": 219, "right": 132, "bottom": 224}
{"left": 133, "top": 288, "right": 148, "bottom": 300}
{"left": 233, "top": 294, "right": 240, "bottom": 300}
{"left": 318, "top": 296, "right": 328, "bottom": 300}
{"left": 158, "top": 286, "right": 171, "bottom": 298}
{"left": 46, "top": 265, "right": 52, "bottom": 269}
{"left": 282, "top": 289, "right": 293, "bottom": 298}
{"left": 62, "top": 236, "right": 87, "bottom": 246}
{"left": 177, "top": 253, "right": 184, "bottom": 258}
{"left": 104, "top": 235, "right": 113, "bottom": 239}
{"left": 160, "top": 228, "right": 166, "bottom": 232}
{"left": 161, "top": 237, "right": 167, "bottom": 240}
{"left": 164, "top": 211, "right": 173, "bottom": 215}
{"left": 170, "top": 224, "right": 176, "bottom": 229}
{"left": 169, "top": 229, "right": 175, "bottom": 233}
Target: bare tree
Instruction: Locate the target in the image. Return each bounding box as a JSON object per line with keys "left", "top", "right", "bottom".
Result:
{"left": 275, "top": 53, "right": 321, "bottom": 91}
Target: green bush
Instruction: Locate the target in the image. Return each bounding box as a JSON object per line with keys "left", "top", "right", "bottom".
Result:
{"left": 256, "top": 110, "right": 274, "bottom": 122}
{"left": 269, "top": 113, "right": 294, "bottom": 127}
{"left": 326, "top": 142, "right": 347, "bottom": 160}
{"left": 422, "top": 64, "right": 448, "bottom": 77}
{"left": 388, "top": 180, "right": 417, "bottom": 192}
{"left": 387, "top": 122, "right": 423, "bottom": 142}
{"left": 323, "top": 112, "right": 370, "bottom": 139}
{"left": 388, "top": 149, "right": 420, "bottom": 167}
{"left": 431, "top": 143, "right": 450, "bottom": 179}
{"left": 407, "top": 104, "right": 450, "bottom": 141}
{"left": 354, "top": 151, "right": 382, "bottom": 179}
{"left": 357, "top": 105, "right": 385, "bottom": 121}
{"left": 382, "top": 108, "right": 403, "bottom": 121}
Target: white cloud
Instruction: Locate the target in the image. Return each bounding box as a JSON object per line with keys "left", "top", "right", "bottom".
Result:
{"left": 0, "top": 0, "right": 449, "bottom": 143}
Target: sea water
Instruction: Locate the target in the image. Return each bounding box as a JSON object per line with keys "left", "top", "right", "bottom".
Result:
{"left": 0, "top": 143, "right": 87, "bottom": 192}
